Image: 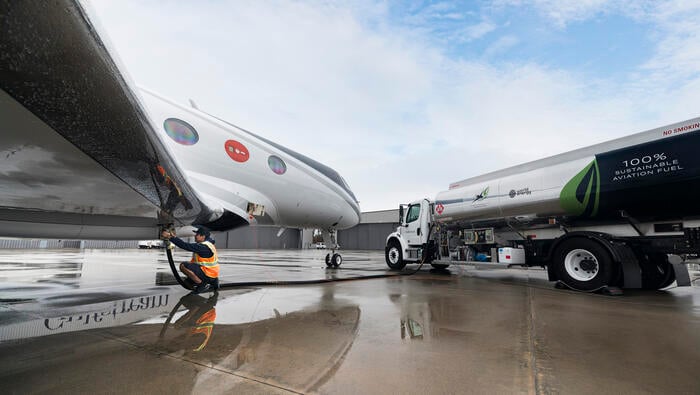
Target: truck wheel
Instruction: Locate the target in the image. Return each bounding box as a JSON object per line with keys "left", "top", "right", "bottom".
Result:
{"left": 640, "top": 253, "right": 676, "bottom": 289}
{"left": 431, "top": 263, "right": 450, "bottom": 270}
{"left": 386, "top": 241, "right": 406, "bottom": 270}
{"left": 553, "top": 238, "right": 615, "bottom": 291}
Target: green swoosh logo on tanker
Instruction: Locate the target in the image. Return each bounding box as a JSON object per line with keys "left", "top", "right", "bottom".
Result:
{"left": 560, "top": 159, "right": 600, "bottom": 217}
{"left": 472, "top": 186, "right": 490, "bottom": 203}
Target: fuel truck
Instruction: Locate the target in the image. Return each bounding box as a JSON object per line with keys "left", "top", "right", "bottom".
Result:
{"left": 385, "top": 117, "right": 700, "bottom": 291}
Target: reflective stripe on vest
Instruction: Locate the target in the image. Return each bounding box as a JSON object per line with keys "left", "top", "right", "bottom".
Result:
{"left": 190, "top": 241, "right": 219, "bottom": 278}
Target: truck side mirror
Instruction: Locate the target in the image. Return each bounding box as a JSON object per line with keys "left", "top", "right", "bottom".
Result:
{"left": 399, "top": 205, "right": 405, "bottom": 225}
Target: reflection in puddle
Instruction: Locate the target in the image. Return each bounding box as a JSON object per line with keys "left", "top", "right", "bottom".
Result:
{"left": 0, "top": 292, "right": 177, "bottom": 341}
{"left": 158, "top": 292, "right": 219, "bottom": 353}
{"left": 0, "top": 287, "right": 362, "bottom": 393}
{"left": 401, "top": 318, "right": 424, "bottom": 340}
{"left": 153, "top": 291, "right": 361, "bottom": 392}
{"left": 391, "top": 289, "right": 478, "bottom": 343}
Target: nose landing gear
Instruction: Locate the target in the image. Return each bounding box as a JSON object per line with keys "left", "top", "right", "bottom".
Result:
{"left": 322, "top": 229, "right": 343, "bottom": 268}
{"left": 325, "top": 252, "right": 343, "bottom": 268}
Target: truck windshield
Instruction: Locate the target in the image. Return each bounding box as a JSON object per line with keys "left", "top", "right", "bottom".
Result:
{"left": 406, "top": 204, "right": 421, "bottom": 223}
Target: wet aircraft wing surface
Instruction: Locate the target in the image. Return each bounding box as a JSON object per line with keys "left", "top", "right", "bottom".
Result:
{"left": 1, "top": 249, "right": 699, "bottom": 393}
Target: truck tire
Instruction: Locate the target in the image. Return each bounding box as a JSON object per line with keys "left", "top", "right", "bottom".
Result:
{"left": 386, "top": 240, "right": 406, "bottom": 270}
{"left": 640, "top": 252, "right": 675, "bottom": 289}
{"left": 552, "top": 238, "right": 616, "bottom": 291}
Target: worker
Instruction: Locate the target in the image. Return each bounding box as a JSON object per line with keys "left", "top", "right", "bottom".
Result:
{"left": 161, "top": 226, "right": 219, "bottom": 293}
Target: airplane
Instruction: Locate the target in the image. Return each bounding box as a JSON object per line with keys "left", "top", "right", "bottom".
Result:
{"left": 0, "top": 1, "right": 360, "bottom": 266}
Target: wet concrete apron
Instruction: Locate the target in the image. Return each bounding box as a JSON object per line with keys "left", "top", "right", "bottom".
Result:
{"left": 0, "top": 249, "right": 698, "bottom": 394}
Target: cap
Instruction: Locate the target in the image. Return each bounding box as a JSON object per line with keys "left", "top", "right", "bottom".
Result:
{"left": 193, "top": 226, "right": 211, "bottom": 237}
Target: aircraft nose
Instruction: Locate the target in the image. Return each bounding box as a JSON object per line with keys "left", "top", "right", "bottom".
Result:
{"left": 338, "top": 200, "right": 361, "bottom": 229}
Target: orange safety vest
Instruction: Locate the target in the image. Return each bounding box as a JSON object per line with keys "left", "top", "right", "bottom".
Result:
{"left": 190, "top": 308, "right": 216, "bottom": 352}
{"left": 190, "top": 241, "right": 219, "bottom": 278}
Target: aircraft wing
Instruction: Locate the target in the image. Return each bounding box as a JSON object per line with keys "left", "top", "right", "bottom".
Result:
{"left": 0, "top": 1, "right": 230, "bottom": 239}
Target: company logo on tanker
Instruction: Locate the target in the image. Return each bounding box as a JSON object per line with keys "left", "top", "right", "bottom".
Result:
{"left": 559, "top": 159, "right": 600, "bottom": 217}
{"left": 472, "top": 186, "right": 490, "bottom": 203}
{"left": 509, "top": 188, "right": 532, "bottom": 198}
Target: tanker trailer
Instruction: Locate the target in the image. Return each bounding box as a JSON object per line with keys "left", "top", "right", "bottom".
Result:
{"left": 385, "top": 117, "right": 700, "bottom": 291}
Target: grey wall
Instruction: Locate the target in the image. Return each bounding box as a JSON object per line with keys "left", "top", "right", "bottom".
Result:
{"left": 212, "top": 226, "right": 301, "bottom": 249}
{"left": 85, "top": 240, "right": 138, "bottom": 248}
{"left": 337, "top": 223, "right": 398, "bottom": 250}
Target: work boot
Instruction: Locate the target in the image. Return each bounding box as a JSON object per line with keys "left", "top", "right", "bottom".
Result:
{"left": 193, "top": 282, "right": 212, "bottom": 294}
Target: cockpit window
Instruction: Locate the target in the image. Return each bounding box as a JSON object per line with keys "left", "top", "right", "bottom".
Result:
{"left": 163, "top": 118, "right": 199, "bottom": 145}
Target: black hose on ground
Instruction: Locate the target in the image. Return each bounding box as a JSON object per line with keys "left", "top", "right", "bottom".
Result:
{"left": 165, "top": 242, "right": 418, "bottom": 290}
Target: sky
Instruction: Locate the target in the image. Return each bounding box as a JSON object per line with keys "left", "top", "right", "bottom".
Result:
{"left": 88, "top": 0, "right": 700, "bottom": 212}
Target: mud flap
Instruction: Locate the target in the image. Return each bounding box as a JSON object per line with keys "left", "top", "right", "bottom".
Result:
{"left": 671, "top": 263, "right": 691, "bottom": 286}
{"left": 619, "top": 256, "right": 642, "bottom": 288}
{"left": 609, "top": 242, "right": 642, "bottom": 288}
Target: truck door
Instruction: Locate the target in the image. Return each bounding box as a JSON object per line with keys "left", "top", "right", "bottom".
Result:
{"left": 405, "top": 201, "right": 431, "bottom": 246}
{"left": 404, "top": 203, "right": 422, "bottom": 245}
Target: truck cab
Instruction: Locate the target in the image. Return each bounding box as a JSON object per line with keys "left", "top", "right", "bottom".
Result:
{"left": 385, "top": 199, "right": 432, "bottom": 269}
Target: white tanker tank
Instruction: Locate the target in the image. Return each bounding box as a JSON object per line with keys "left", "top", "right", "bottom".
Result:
{"left": 386, "top": 117, "right": 700, "bottom": 293}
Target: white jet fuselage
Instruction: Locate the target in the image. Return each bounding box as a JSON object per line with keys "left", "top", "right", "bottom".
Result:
{"left": 140, "top": 88, "right": 360, "bottom": 231}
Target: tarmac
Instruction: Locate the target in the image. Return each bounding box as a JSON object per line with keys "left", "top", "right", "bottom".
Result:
{"left": 0, "top": 248, "right": 699, "bottom": 394}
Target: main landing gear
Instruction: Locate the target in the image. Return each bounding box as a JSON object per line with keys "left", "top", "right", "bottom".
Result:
{"left": 322, "top": 229, "right": 343, "bottom": 268}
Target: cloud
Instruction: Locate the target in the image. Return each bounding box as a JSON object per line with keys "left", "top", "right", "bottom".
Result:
{"left": 484, "top": 35, "right": 519, "bottom": 58}
{"left": 451, "top": 20, "right": 497, "bottom": 43}
{"left": 491, "top": 0, "right": 632, "bottom": 27}
{"left": 640, "top": 2, "right": 700, "bottom": 82}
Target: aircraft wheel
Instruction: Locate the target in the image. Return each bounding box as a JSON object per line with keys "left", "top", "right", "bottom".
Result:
{"left": 431, "top": 263, "right": 450, "bottom": 270}
{"left": 553, "top": 238, "right": 615, "bottom": 291}
{"left": 325, "top": 253, "right": 332, "bottom": 267}
{"left": 331, "top": 253, "right": 342, "bottom": 268}
{"left": 385, "top": 240, "right": 406, "bottom": 270}
{"left": 640, "top": 252, "right": 676, "bottom": 289}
